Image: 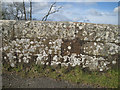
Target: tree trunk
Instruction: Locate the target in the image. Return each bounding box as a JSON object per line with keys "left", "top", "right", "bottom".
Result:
{"left": 23, "top": 0, "right": 26, "bottom": 20}
{"left": 30, "top": 1, "right": 32, "bottom": 20}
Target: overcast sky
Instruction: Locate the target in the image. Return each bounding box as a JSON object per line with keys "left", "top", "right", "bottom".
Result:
{"left": 31, "top": 2, "right": 119, "bottom": 25}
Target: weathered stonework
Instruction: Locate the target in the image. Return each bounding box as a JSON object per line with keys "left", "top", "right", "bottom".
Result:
{"left": 1, "top": 20, "right": 119, "bottom": 71}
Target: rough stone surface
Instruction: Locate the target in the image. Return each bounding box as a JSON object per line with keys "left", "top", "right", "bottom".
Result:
{"left": 0, "top": 21, "right": 2, "bottom": 90}
{"left": 0, "top": 20, "right": 119, "bottom": 71}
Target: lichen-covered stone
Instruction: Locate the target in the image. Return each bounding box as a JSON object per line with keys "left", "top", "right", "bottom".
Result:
{"left": 1, "top": 20, "right": 119, "bottom": 71}
{"left": 83, "top": 42, "right": 119, "bottom": 56}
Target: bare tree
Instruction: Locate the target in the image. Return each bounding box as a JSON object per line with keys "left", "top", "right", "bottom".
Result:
{"left": 23, "top": 0, "right": 26, "bottom": 20}
{"left": 2, "top": 2, "right": 62, "bottom": 21}
{"left": 13, "top": 2, "right": 19, "bottom": 20}
{"left": 2, "top": 8, "right": 9, "bottom": 20}
{"left": 42, "top": 2, "right": 62, "bottom": 21}
{"left": 0, "top": 1, "right": 2, "bottom": 20}
{"left": 30, "top": 0, "right": 32, "bottom": 20}
{"left": 2, "top": 2, "right": 24, "bottom": 20}
{"left": 2, "top": 1, "right": 30, "bottom": 20}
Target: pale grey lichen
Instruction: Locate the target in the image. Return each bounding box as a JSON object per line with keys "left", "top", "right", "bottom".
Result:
{"left": 2, "top": 21, "right": 118, "bottom": 71}
{"left": 68, "top": 46, "right": 71, "bottom": 50}
{"left": 112, "top": 61, "right": 116, "bottom": 64}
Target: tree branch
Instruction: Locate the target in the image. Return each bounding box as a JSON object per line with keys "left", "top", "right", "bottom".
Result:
{"left": 42, "top": 2, "right": 62, "bottom": 21}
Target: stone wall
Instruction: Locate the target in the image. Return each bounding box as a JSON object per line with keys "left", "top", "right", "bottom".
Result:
{"left": 1, "top": 20, "right": 119, "bottom": 71}
{"left": 0, "top": 19, "right": 2, "bottom": 90}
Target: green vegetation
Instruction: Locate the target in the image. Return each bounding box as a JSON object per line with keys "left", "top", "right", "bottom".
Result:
{"left": 2, "top": 64, "right": 119, "bottom": 88}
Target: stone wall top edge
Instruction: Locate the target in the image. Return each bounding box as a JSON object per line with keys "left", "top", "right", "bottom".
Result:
{"left": 0, "top": 20, "right": 118, "bottom": 26}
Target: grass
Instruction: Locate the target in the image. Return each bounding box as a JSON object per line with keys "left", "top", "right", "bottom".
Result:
{"left": 2, "top": 64, "right": 119, "bottom": 88}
